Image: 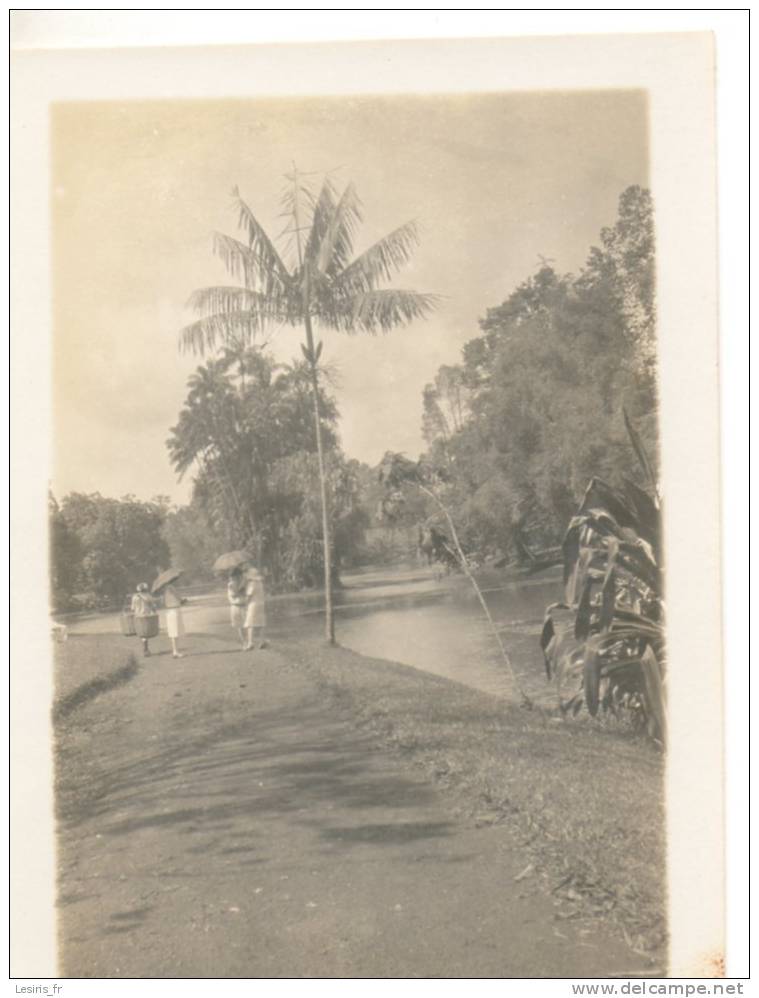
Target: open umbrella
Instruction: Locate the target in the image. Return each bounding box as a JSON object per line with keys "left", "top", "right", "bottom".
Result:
{"left": 152, "top": 568, "right": 183, "bottom": 595}
{"left": 212, "top": 550, "right": 250, "bottom": 574}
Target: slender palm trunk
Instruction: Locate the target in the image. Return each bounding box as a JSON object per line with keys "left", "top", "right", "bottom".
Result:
{"left": 304, "top": 313, "right": 335, "bottom": 643}
{"left": 417, "top": 482, "right": 532, "bottom": 707}
{"left": 292, "top": 166, "right": 334, "bottom": 643}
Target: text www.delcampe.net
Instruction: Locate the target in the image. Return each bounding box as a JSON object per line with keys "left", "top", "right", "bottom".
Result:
{"left": 571, "top": 985, "right": 745, "bottom": 996}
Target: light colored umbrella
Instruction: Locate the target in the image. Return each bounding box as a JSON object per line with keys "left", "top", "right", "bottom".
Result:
{"left": 212, "top": 550, "right": 250, "bottom": 574}
{"left": 152, "top": 568, "right": 183, "bottom": 594}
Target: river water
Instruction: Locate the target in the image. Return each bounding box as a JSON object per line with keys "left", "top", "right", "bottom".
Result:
{"left": 66, "top": 564, "right": 564, "bottom": 707}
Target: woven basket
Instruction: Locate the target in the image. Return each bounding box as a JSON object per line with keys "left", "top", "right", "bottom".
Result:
{"left": 134, "top": 614, "right": 159, "bottom": 639}
{"left": 120, "top": 612, "right": 136, "bottom": 636}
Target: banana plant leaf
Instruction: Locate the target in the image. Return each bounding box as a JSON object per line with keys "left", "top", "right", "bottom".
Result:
{"left": 542, "top": 434, "right": 665, "bottom": 740}
{"left": 600, "top": 538, "right": 619, "bottom": 632}
{"left": 565, "top": 548, "right": 607, "bottom": 604}
{"left": 578, "top": 477, "right": 640, "bottom": 532}
{"left": 639, "top": 644, "right": 667, "bottom": 745}
{"left": 574, "top": 576, "right": 595, "bottom": 642}
{"left": 622, "top": 477, "right": 661, "bottom": 553}
{"left": 607, "top": 607, "right": 663, "bottom": 631}
{"left": 583, "top": 637, "right": 603, "bottom": 716}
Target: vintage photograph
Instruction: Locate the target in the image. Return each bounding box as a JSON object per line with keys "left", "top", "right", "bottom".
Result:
{"left": 11, "top": 24, "right": 730, "bottom": 984}
{"left": 47, "top": 89, "right": 666, "bottom": 979}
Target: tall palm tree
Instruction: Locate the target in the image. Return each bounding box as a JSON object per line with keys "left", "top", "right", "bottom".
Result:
{"left": 181, "top": 170, "right": 438, "bottom": 642}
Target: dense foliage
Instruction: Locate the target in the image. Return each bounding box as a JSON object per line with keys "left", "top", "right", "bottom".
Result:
{"left": 49, "top": 492, "right": 171, "bottom": 610}
{"left": 540, "top": 424, "right": 665, "bottom": 742}
{"left": 416, "top": 186, "right": 657, "bottom": 565}
{"left": 166, "top": 349, "right": 369, "bottom": 592}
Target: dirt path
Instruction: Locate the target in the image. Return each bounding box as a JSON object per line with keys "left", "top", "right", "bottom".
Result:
{"left": 56, "top": 634, "right": 643, "bottom": 978}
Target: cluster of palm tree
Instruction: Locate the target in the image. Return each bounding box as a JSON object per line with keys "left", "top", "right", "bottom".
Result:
{"left": 166, "top": 348, "right": 341, "bottom": 579}
{"left": 181, "top": 169, "right": 437, "bottom": 641}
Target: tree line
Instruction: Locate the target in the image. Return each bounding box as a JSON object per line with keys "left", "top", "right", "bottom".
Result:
{"left": 49, "top": 492, "right": 171, "bottom": 610}
{"left": 399, "top": 185, "right": 657, "bottom": 565}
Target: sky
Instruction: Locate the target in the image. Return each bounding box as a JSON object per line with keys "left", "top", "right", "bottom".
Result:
{"left": 51, "top": 91, "right": 647, "bottom": 504}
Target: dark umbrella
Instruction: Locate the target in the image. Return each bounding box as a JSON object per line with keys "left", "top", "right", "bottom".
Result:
{"left": 152, "top": 568, "right": 183, "bottom": 595}
{"left": 212, "top": 550, "right": 250, "bottom": 574}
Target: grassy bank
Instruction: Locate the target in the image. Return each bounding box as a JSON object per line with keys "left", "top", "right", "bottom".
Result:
{"left": 277, "top": 634, "right": 667, "bottom": 966}
{"left": 53, "top": 633, "right": 140, "bottom": 717}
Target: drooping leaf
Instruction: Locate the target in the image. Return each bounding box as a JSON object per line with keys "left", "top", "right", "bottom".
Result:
{"left": 332, "top": 220, "right": 423, "bottom": 298}
{"left": 639, "top": 643, "right": 667, "bottom": 744}
{"left": 232, "top": 187, "right": 292, "bottom": 291}
{"left": 623, "top": 408, "right": 658, "bottom": 497}
{"left": 574, "top": 575, "right": 594, "bottom": 642}
{"left": 539, "top": 612, "right": 555, "bottom": 654}
{"left": 600, "top": 538, "right": 619, "bottom": 632}
{"left": 561, "top": 518, "right": 584, "bottom": 585}
{"left": 622, "top": 477, "right": 661, "bottom": 546}
{"left": 327, "top": 289, "right": 441, "bottom": 335}
{"left": 543, "top": 634, "right": 556, "bottom": 680}
{"left": 314, "top": 182, "right": 363, "bottom": 277}
{"left": 180, "top": 310, "right": 278, "bottom": 356}
{"left": 579, "top": 477, "right": 639, "bottom": 532}
{"left": 212, "top": 232, "right": 292, "bottom": 303}
{"left": 583, "top": 637, "right": 602, "bottom": 716}
{"left": 565, "top": 546, "right": 601, "bottom": 605}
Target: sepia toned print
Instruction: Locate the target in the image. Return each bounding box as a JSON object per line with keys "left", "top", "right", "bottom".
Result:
{"left": 43, "top": 89, "right": 677, "bottom": 979}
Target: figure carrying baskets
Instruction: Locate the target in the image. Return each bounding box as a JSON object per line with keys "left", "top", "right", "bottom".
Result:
{"left": 131, "top": 583, "right": 159, "bottom": 656}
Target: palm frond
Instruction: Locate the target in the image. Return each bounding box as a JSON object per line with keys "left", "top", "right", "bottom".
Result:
{"left": 279, "top": 177, "right": 317, "bottom": 213}
{"left": 187, "top": 286, "right": 270, "bottom": 316}
{"left": 212, "top": 233, "right": 263, "bottom": 287}
{"left": 180, "top": 306, "right": 287, "bottom": 355}
{"left": 232, "top": 187, "right": 292, "bottom": 288}
{"left": 313, "top": 182, "right": 363, "bottom": 277}
{"left": 213, "top": 232, "right": 292, "bottom": 301}
{"left": 332, "top": 221, "right": 422, "bottom": 297}
{"left": 303, "top": 178, "right": 339, "bottom": 270}
{"left": 324, "top": 289, "right": 440, "bottom": 334}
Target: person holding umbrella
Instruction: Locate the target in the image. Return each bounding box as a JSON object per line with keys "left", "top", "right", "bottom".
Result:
{"left": 214, "top": 551, "right": 252, "bottom": 651}
{"left": 152, "top": 568, "right": 186, "bottom": 659}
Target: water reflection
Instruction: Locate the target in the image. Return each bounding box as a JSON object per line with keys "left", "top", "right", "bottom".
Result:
{"left": 329, "top": 568, "right": 562, "bottom": 705}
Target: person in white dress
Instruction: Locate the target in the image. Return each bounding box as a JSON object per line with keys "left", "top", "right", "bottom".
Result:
{"left": 243, "top": 568, "right": 267, "bottom": 651}
{"left": 227, "top": 568, "right": 248, "bottom": 649}
{"left": 162, "top": 582, "right": 186, "bottom": 659}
